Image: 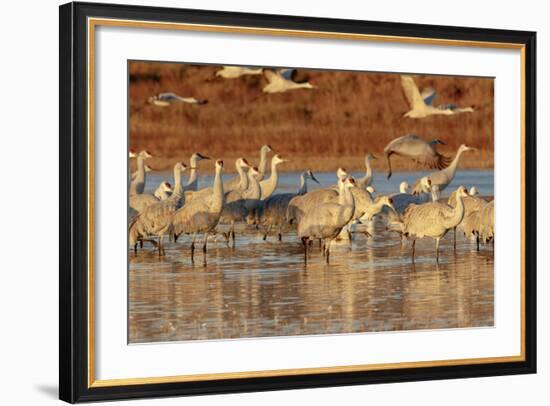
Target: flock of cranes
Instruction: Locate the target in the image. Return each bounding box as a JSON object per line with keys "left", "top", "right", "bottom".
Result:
{"left": 128, "top": 136, "right": 494, "bottom": 264}
{"left": 144, "top": 67, "right": 474, "bottom": 114}
{"left": 130, "top": 66, "right": 486, "bottom": 263}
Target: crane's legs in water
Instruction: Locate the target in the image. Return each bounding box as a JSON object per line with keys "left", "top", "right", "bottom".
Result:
{"left": 435, "top": 238, "right": 440, "bottom": 262}
{"left": 476, "top": 235, "right": 480, "bottom": 251}
{"left": 411, "top": 239, "right": 416, "bottom": 262}
{"left": 202, "top": 233, "right": 208, "bottom": 267}
{"left": 190, "top": 233, "right": 197, "bottom": 262}
{"left": 263, "top": 225, "right": 271, "bottom": 241}
{"left": 202, "top": 233, "right": 208, "bottom": 253}
{"left": 301, "top": 237, "right": 308, "bottom": 264}
{"left": 158, "top": 236, "right": 164, "bottom": 256}
{"left": 453, "top": 227, "right": 457, "bottom": 251}
{"left": 325, "top": 240, "right": 331, "bottom": 263}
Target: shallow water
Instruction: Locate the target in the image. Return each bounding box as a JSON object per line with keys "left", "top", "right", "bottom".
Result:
{"left": 129, "top": 170, "right": 494, "bottom": 344}
{"left": 143, "top": 169, "right": 494, "bottom": 197}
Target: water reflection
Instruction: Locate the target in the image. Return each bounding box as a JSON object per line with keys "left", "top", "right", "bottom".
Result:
{"left": 129, "top": 222, "right": 494, "bottom": 343}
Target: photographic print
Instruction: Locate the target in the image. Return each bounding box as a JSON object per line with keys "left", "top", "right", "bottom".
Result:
{"left": 60, "top": 4, "right": 536, "bottom": 401}
{"left": 127, "top": 62, "right": 495, "bottom": 344}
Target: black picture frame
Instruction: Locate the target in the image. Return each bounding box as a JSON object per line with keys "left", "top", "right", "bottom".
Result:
{"left": 59, "top": 1, "right": 537, "bottom": 403}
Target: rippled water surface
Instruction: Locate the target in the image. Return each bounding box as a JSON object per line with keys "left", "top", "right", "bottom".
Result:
{"left": 129, "top": 170, "right": 494, "bottom": 344}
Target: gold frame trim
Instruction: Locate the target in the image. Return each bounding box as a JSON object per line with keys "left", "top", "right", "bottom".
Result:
{"left": 87, "top": 17, "right": 526, "bottom": 388}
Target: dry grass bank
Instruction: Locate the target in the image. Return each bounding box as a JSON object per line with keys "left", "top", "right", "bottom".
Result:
{"left": 129, "top": 62, "right": 494, "bottom": 173}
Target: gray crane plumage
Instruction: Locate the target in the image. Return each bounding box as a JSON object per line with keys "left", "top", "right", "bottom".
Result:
{"left": 219, "top": 167, "right": 262, "bottom": 244}
{"left": 130, "top": 189, "right": 163, "bottom": 213}
{"left": 257, "top": 145, "right": 273, "bottom": 181}
{"left": 448, "top": 189, "right": 488, "bottom": 246}
{"left": 172, "top": 160, "right": 226, "bottom": 259}
{"left": 383, "top": 135, "right": 449, "bottom": 179}
{"left": 129, "top": 150, "right": 152, "bottom": 195}
{"left": 476, "top": 200, "right": 494, "bottom": 243}
{"left": 259, "top": 154, "right": 287, "bottom": 200}
{"left": 356, "top": 153, "right": 376, "bottom": 189}
{"left": 411, "top": 144, "right": 475, "bottom": 195}
{"left": 255, "top": 170, "right": 319, "bottom": 240}
{"left": 149, "top": 92, "right": 208, "bottom": 106}
{"left": 185, "top": 158, "right": 249, "bottom": 203}
{"left": 128, "top": 162, "right": 187, "bottom": 254}
{"left": 297, "top": 178, "right": 356, "bottom": 263}
{"left": 183, "top": 153, "right": 210, "bottom": 192}
{"left": 154, "top": 181, "right": 173, "bottom": 201}
{"left": 286, "top": 168, "right": 348, "bottom": 224}
{"left": 401, "top": 186, "right": 469, "bottom": 261}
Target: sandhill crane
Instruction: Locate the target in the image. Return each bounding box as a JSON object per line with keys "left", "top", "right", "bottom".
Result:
{"left": 357, "top": 194, "right": 396, "bottom": 223}
{"left": 401, "top": 185, "right": 469, "bottom": 262}
{"left": 476, "top": 200, "right": 494, "bottom": 244}
{"left": 400, "top": 75, "right": 474, "bottom": 118}
{"left": 341, "top": 192, "right": 395, "bottom": 241}
{"left": 128, "top": 162, "right": 188, "bottom": 254}
{"left": 128, "top": 149, "right": 137, "bottom": 185}
{"left": 262, "top": 69, "right": 314, "bottom": 94}
{"left": 257, "top": 144, "right": 273, "bottom": 181}
{"left": 421, "top": 86, "right": 437, "bottom": 106}
{"left": 172, "top": 160, "right": 226, "bottom": 260}
{"left": 224, "top": 158, "right": 251, "bottom": 192}
{"left": 165, "top": 162, "right": 188, "bottom": 207}
{"left": 383, "top": 179, "right": 437, "bottom": 240}
{"left": 131, "top": 164, "right": 153, "bottom": 181}
{"left": 216, "top": 66, "right": 263, "bottom": 79}
{"left": 154, "top": 181, "right": 173, "bottom": 201}
{"left": 383, "top": 135, "right": 449, "bottom": 179}
{"left": 386, "top": 178, "right": 433, "bottom": 215}
{"left": 399, "top": 181, "right": 410, "bottom": 193}
{"left": 287, "top": 168, "right": 348, "bottom": 224}
{"left": 447, "top": 187, "right": 488, "bottom": 246}
{"left": 298, "top": 177, "right": 356, "bottom": 263}
{"left": 129, "top": 150, "right": 153, "bottom": 195}
{"left": 255, "top": 170, "right": 320, "bottom": 240}
{"left": 184, "top": 158, "right": 250, "bottom": 203}
{"left": 148, "top": 92, "right": 207, "bottom": 106}
{"left": 259, "top": 154, "right": 287, "bottom": 199}
{"left": 183, "top": 152, "right": 210, "bottom": 192}
{"left": 356, "top": 153, "right": 376, "bottom": 189}
{"left": 130, "top": 182, "right": 174, "bottom": 213}
{"left": 412, "top": 144, "right": 476, "bottom": 195}
{"left": 219, "top": 167, "right": 262, "bottom": 244}
{"left": 130, "top": 161, "right": 186, "bottom": 213}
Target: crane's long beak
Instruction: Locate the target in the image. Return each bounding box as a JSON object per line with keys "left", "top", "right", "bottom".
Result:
{"left": 198, "top": 154, "right": 210, "bottom": 160}
{"left": 311, "top": 174, "right": 320, "bottom": 184}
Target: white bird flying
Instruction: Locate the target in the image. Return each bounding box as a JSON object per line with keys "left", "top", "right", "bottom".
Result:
{"left": 401, "top": 75, "right": 474, "bottom": 118}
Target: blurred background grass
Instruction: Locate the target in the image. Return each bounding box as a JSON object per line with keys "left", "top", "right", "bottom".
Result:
{"left": 129, "top": 62, "right": 493, "bottom": 174}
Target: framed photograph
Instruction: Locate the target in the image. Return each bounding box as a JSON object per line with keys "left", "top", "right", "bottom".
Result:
{"left": 59, "top": 1, "right": 536, "bottom": 403}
